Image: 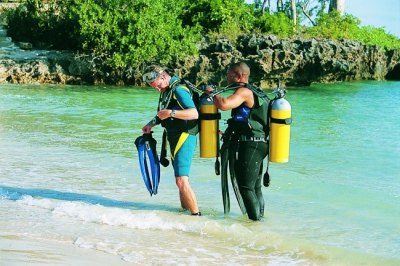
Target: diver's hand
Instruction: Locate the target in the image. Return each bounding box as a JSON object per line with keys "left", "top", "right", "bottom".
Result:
{"left": 142, "top": 124, "right": 152, "bottom": 134}
{"left": 142, "top": 115, "right": 160, "bottom": 134}
{"left": 142, "top": 118, "right": 156, "bottom": 134}
{"left": 157, "top": 109, "right": 172, "bottom": 120}
{"left": 204, "top": 85, "right": 215, "bottom": 96}
{"left": 142, "top": 125, "right": 151, "bottom": 134}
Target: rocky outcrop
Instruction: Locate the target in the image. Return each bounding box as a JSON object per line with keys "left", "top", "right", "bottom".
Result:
{"left": 1, "top": 28, "right": 399, "bottom": 87}
{"left": 0, "top": 51, "right": 86, "bottom": 84}
{"left": 0, "top": 21, "right": 87, "bottom": 85}
{"left": 180, "top": 35, "right": 400, "bottom": 87}
{"left": 1, "top": 2, "right": 399, "bottom": 87}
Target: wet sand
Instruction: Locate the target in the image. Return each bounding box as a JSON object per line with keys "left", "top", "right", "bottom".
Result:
{"left": 0, "top": 235, "right": 129, "bottom": 266}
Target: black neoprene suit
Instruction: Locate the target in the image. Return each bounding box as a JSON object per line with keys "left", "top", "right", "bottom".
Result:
{"left": 235, "top": 141, "right": 268, "bottom": 221}
{"left": 228, "top": 88, "right": 269, "bottom": 221}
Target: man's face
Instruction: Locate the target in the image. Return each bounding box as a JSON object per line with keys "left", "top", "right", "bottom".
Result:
{"left": 226, "top": 70, "right": 237, "bottom": 84}
{"left": 149, "top": 75, "right": 168, "bottom": 92}
{"left": 143, "top": 70, "right": 168, "bottom": 91}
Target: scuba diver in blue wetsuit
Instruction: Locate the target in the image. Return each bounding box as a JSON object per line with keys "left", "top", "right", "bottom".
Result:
{"left": 204, "top": 62, "right": 269, "bottom": 221}
{"left": 142, "top": 65, "right": 201, "bottom": 216}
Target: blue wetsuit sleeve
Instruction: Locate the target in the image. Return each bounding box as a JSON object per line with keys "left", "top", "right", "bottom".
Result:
{"left": 174, "top": 87, "right": 195, "bottom": 109}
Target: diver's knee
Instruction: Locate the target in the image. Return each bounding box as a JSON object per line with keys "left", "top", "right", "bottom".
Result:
{"left": 175, "top": 175, "right": 189, "bottom": 189}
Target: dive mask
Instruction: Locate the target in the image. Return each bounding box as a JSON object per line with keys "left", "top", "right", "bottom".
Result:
{"left": 142, "top": 70, "right": 163, "bottom": 83}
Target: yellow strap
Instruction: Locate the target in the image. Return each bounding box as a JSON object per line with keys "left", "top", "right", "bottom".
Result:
{"left": 173, "top": 85, "right": 190, "bottom": 109}
{"left": 171, "top": 132, "right": 189, "bottom": 160}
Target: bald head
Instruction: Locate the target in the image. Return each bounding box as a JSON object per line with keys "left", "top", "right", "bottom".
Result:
{"left": 227, "top": 62, "right": 250, "bottom": 84}
{"left": 228, "top": 62, "right": 250, "bottom": 76}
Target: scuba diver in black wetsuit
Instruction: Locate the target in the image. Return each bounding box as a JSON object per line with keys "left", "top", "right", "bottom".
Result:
{"left": 204, "top": 62, "right": 269, "bottom": 221}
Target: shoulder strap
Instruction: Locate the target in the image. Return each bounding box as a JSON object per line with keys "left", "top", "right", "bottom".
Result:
{"left": 158, "top": 78, "right": 199, "bottom": 111}
{"left": 158, "top": 81, "right": 180, "bottom": 111}
{"left": 242, "top": 83, "right": 272, "bottom": 104}
{"left": 208, "top": 82, "right": 272, "bottom": 104}
{"left": 180, "top": 79, "right": 205, "bottom": 95}
{"left": 158, "top": 89, "right": 174, "bottom": 111}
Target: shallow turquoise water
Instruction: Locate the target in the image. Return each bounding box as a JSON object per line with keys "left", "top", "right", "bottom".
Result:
{"left": 0, "top": 81, "right": 399, "bottom": 265}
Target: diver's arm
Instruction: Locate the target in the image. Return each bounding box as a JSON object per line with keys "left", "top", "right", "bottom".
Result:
{"left": 142, "top": 116, "right": 158, "bottom": 134}
{"left": 157, "top": 87, "right": 198, "bottom": 121}
{"left": 207, "top": 87, "right": 253, "bottom": 111}
{"left": 157, "top": 108, "right": 198, "bottom": 121}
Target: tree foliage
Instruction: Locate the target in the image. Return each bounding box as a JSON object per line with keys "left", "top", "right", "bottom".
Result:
{"left": 5, "top": 0, "right": 78, "bottom": 49}
{"left": 4, "top": 0, "right": 400, "bottom": 82}
{"left": 180, "top": 0, "right": 255, "bottom": 37}
{"left": 304, "top": 11, "right": 400, "bottom": 49}
{"left": 305, "top": 11, "right": 360, "bottom": 39}
{"left": 72, "top": 0, "right": 201, "bottom": 67}
{"left": 254, "top": 11, "right": 296, "bottom": 37}
{"left": 6, "top": 0, "right": 202, "bottom": 81}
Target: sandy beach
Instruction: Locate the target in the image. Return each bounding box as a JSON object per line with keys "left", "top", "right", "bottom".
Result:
{"left": 0, "top": 235, "right": 129, "bottom": 266}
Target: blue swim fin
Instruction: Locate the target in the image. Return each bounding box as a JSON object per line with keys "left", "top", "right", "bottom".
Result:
{"left": 135, "top": 133, "right": 160, "bottom": 196}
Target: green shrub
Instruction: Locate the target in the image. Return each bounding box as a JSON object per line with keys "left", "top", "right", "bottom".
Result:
{"left": 254, "top": 11, "right": 295, "bottom": 37}
{"left": 304, "top": 11, "right": 360, "bottom": 39}
{"left": 304, "top": 11, "right": 400, "bottom": 50}
{"left": 5, "top": 0, "right": 202, "bottom": 83}
{"left": 71, "top": 0, "right": 201, "bottom": 67}
{"left": 5, "top": 1, "right": 47, "bottom": 44}
{"left": 180, "top": 0, "right": 255, "bottom": 36}
{"left": 5, "top": 0, "right": 78, "bottom": 49}
{"left": 356, "top": 26, "right": 400, "bottom": 50}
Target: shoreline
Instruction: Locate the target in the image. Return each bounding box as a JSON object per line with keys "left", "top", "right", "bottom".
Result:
{"left": 0, "top": 235, "right": 129, "bottom": 266}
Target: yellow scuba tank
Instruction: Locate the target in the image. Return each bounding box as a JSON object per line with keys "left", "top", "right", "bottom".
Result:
{"left": 199, "top": 95, "right": 220, "bottom": 158}
{"left": 269, "top": 98, "right": 292, "bottom": 163}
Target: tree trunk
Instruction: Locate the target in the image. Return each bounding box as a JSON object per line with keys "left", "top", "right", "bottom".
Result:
{"left": 329, "top": 0, "right": 345, "bottom": 16}
{"left": 261, "top": 0, "right": 269, "bottom": 15}
{"left": 291, "top": 0, "right": 296, "bottom": 26}
{"left": 277, "top": 0, "right": 283, "bottom": 12}
{"left": 301, "top": 0, "right": 316, "bottom": 26}
{"left": 268, "top": 0, "right": 271, "bottom": 13}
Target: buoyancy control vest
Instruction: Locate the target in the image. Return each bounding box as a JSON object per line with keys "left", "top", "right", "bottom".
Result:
{"left": 156, "top": 77, "right": 199, "bottom": 135}
{"left": 229, "top": 91, "right": 270, "bottom": 138}
{"left": 209, "top": 81, "right": 291, "bottom": 191}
